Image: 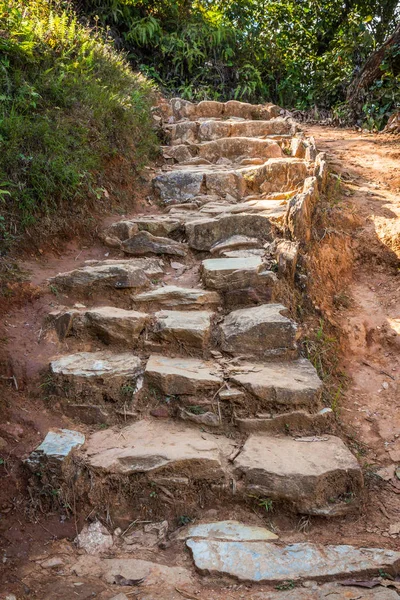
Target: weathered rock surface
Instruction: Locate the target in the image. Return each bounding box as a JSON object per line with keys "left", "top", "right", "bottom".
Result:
{"left": 75, "top": 520, "right": 113, "bottom": 555}
{"left": 177, "top": 520, "right": 278, "bottom": 541}
{"left": 132, "top": 285, "right": 220, "bottom": 310}
{"left": 83, "top": 420, "right": 226, "bottom": 479}
{"left": 49, "top": 258, "right": 163, "bottom": 291}
{"left": 72, "top": 554, "right": 193, "bottom": 587}
{"left": 254, "top": 584, "right": 400, "bottom": 600}
{"left": 186, "top": 214, "right": 277, "bottom": 251}
{"left": 50, "top": 351, "right": 143, "bottom": 404}
{"left": 219, "top": 304, "right": 297, "bottom": 358}
{"left": 25, "top": 429, "right": 85, "bottom": 470}
{"left": 152, "top": 310, "right": 212, "bottom": 351}
{"left": 105, "top": 216, "right": 181, "bottom": 241}
{"left": 234, "top": 434, "right": 363, "bottom": 514}
{"left": 228, "top": 359, "right": 322, "bottom": 410}
{"left": 121, "top": 231, "right": 186, "bottom": 257}
{"left": 210, "top": 235, "right": 261, "bottom": 255}
{"left": 236, "top": 408, "right": 334, "bottom": 434}
{"left": 187, "top": 540, "right": 400, "bottom": 583}
{"left": 145, "top": 355, "right": 223, "bottom": 395}
{"left": 82, "top": 307, "right": 149, "bottom": 345}
{"left": 201, "top": 256, "right": 272, "bottom": 291}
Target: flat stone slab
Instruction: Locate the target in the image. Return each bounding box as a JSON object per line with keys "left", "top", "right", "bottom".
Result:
{"left": 49, "top": 258, "right": 163, "bottom": 291}
{"left": 72, "top": 555, "right": 193, "bottom": 588}
{"left": 145, "top": 355, "right": 223, "bottom": 395}
{"left": 236, "top": 408, "right": 334, "bottom": 434}
{"left": 50, "top": 351, "right": 143, "bottom": 404}
{"left": 234, "top": 434, "right": 363, "bottom": 514}
{"left": 132, "top": 285, "right": 220, "bottom": 310}
{"left": 219, "top": 304, "right": 297, "bottom": 358}
{"left": 26, "top": 429, "right": 85, "bottom": 468}
{"left": 178, "top": 520, "right": 278, "bottom": 541}
{"left": 105, "top": 216, "right": 181, "bottom": 240}
{"left": 187, "top": 214, "right": 276, "bottom": 251}
{"left": 187, "top": 540, "right": 400, "bottom": 583}
{"left": 210, "top": 235, "right": 261, "bottom": 255}
{"left": 253, "top": 583, "right": 400, "bottom": 600}
{"left": 152, "top": 310, "right": 212, "bottom": 350}
{"left": 81, "top": 307, "right": 150, "bottom": 345}
{"left": 228, "top": 358, "right": 322, "bottom": 410}
{"left": 201, "top": 256, "right": 263, "bottom": 290}
{"left": 121, "top": 231, "right": 186, "bottom": 257}
{"left": 83, "top": 420, "right": 226, "bottom": 479}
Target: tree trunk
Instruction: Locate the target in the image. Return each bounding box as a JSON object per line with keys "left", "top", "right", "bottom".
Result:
{"left": 347, "top": 22, "right": 400, "bottom": 107}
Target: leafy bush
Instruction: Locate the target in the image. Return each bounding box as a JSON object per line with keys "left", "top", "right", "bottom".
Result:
{"left": 0, "top": 0, "right": 158, "bottom": 250}
{"left": 74, "top": 0, "right": 399, "bottom": 114}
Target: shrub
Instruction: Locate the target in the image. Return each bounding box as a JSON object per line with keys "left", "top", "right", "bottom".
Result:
{"left": 0, "top": 0, "right": 158, "bottom": 251}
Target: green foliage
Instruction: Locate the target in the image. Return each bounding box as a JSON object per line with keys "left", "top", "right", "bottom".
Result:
{"left": 0, "top": 0, "right": 157, "bottom": 249}
{"left": 74, "top": 0, "right": 399, "bottom": 119}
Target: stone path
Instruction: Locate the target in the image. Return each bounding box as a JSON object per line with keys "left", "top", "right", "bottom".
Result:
{"left": 24, "top": 98, "right": 400, "bottom": 593}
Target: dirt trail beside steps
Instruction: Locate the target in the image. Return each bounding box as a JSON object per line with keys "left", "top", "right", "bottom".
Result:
{"left": 1, "top": 110, "right": 400, "bottom": 599}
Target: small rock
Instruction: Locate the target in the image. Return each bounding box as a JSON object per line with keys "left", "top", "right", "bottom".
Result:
{"left": 180, "top": 408, "right": 220, "bottom": 427}
{"left": 150, "top": 406, "right": 170, "bottom": 419}
{"left": 75, "top": 520, "right": 113, "bottom": 554}
{"left": 389, "top": 522, "right": 400, "bottom": 535}
{"left": 171, "top": 261, "right": 186, "bottom": 270}
{"left": 40, "top": 556, "right": 64, "bottom": 569}
{"left": 382, "top": 381, "right": 389, "bottom": 389}
{"left": 376, "top": 465, "right": 396, "bottom": 481}
{"left": 0, "top": 437, "right": 7, "bottom": 450}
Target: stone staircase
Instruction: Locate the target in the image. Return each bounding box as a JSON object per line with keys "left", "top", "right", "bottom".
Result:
{"left": 24, "top": 98, "right": 395, "bottom": 594}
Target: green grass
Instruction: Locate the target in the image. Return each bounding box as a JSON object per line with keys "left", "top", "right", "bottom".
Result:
{"left": 0, "top": 0, "right": 158, "bottom": 251}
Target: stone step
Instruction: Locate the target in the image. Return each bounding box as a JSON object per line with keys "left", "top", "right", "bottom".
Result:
{"left": 49, "top": 351, "right": 143, "bottom": 405}
{"left": 200, "top": 257, "right": 277, "bottom": 307}
{"left": 186, "top": 212, "right": 282, "bottom": 251}
{"left": 227, "top": 358, "right": 323, "bottom": 412}
{"left": 187, "top": 537, "right": 399, "bottom": 583}
{"left": 149, "top": 310, "right": 213, "bottom": 354}
{"left": 153, "top": 159, "right": 310, "bottom": 204}
{"left": 233, "top": 434, "right": 363, "bottom": 516}
{"left": 49, "top": 258, "right": 164, "bottom": 292}
{"left": 162, "top": 137, "right": 283, "bottom": 165}
{"left": 121, "top": 231, "right": 187, "bottom": 257}
{"left": 131, "top": 285, "right": 220, "bottom": 311}
{"left": 144, "top": 354, "right": 223, "bottom": 396}
{"left": 167, "top": 118, "right": 294, "bottom": 145}
{"left": 170, "top": 98, "right": 280, "bottom": 121}
{"left": 218, "top": 303, "right": 297, "bottom": 359}
{"left": 49, "top": 306, "right": 150, "bottom": 344}
{"left": 28, "top": 423, "right": 362, "bottom": 519}
{"left": 235, "top": 408, "right": 334, "bottom": 434}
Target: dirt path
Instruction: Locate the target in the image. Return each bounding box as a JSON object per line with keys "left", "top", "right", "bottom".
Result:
{"left": 1, "top": 115, "right": 400, "bottom": 599}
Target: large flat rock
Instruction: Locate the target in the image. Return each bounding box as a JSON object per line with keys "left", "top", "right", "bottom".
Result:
{"left": 145, "top": 355, "right": 223, "bottom": 395}
{"left": 72, "top": 555, "right": 193, "bottom": 588}
{"left": 121, "top": 231, "right": 186, "bottom": 257}
{"left": 177, "top": 520, "right": 278, "bottom": 541}
{"left": 105, "top": 216, "right": 181, "bottom": 241}
{"left": 234, "top": 434, "right": 363, "bottom": 515}
{"left": 228, "top": 358, "right": 322, "bottom": 410}
{"left": 186, "top": 214, "right": 277, "bottom": 251}
{"left": 201, "top": 256, "right": 275, "bottom": 293}
{"left": 254, "top": 583, "right": 400, "bottom": 599}
{"left": 187, "top": 540, "right": 400, "bottom": 583}
{"left": 132, "top": 285, "right": 220, "bottom": 310}
{"left": 219, "top": 304, "right": 297, "bottom": 358}
{"left": 50, "top": 351, "right": 143, "bottom": 404}
{"left": 152, "top": 310, "right": 212, "bottom": 351}
{"left": 82, "top": 307, "right": 150, "bottom": 345}
{"left": 83, "top": 420, "right": 226, "bottom": 479}
{"left": 49, "top": 258, "right": 163, "bottom": 291}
